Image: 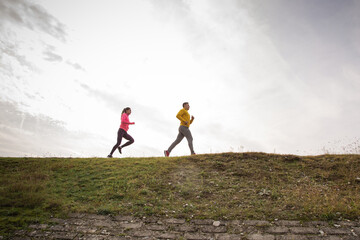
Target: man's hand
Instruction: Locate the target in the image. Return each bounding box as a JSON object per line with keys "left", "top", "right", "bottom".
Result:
{"left": 191, "top": 116, "right": 195, "bottom": 120}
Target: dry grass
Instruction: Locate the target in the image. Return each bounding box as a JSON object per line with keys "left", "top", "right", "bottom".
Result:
{"left": 1, "top": 153, "right": 360, "bottom": 235}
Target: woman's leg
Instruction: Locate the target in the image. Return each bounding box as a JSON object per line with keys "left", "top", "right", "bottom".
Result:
{"left": 120, "top": 130, "right": 134, "bottom": 149}
{"left": 109, "top": 129, "right": 125, "bottom": 156}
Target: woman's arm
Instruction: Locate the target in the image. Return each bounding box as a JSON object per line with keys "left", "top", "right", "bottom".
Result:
{"left": 121, "top": 114, "right": 135, "bottom": 124}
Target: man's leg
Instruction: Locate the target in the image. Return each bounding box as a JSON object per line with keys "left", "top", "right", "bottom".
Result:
{"left": 168, "top": 127, "right": 185, "bottom": 153}
{"left": 179, "top": 126, "right": 195, "bottom": 154}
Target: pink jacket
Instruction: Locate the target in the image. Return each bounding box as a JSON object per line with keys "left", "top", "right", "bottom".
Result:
{"left": 120, "top": 113, "right": 134, "bottom": 132}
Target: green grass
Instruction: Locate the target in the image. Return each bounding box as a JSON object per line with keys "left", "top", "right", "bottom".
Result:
{"left": 1, "top": 152, "right": 360, "bottom": 235}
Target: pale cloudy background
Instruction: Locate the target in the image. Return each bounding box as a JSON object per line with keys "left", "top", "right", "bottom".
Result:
{"left": 1, "top": 0, "right": 359, "bottom": 157}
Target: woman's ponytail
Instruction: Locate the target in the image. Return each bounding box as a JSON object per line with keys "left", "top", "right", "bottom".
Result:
{"left": 122, "top": 107, "right": 131, "bottom": 114}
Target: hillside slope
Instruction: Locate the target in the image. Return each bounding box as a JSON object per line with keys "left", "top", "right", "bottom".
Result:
{"left": 1, "top": 152, "right": 360, "bottom": 233}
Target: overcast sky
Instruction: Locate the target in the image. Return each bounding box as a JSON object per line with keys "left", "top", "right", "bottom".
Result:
{"left": 1, "top": 0, "right": 359, "bottom": 157}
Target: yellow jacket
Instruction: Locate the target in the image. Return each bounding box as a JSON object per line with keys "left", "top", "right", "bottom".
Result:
{"left": 176, "top": 108, "right": 193, "bottom": 127}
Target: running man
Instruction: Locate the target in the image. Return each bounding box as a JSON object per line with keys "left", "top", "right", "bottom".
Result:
{"left": 108, "top": 107, "right": 135, "bottom": 158}
{"left": 164, "top": 102, "right": 196, "bottom": 157}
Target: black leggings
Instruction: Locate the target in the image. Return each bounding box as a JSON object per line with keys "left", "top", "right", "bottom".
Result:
{"left": 110, "top": 128, "right": 134, "bottom": 155}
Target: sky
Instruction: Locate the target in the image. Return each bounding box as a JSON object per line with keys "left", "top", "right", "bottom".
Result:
{"left": 1, "top": 0, "right": 360, "bottom": 157}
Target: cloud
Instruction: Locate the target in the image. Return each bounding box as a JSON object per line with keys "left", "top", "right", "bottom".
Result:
{"left": 43, "top": 46, "right": 63, "bottom": 62}
{"left": 0, "top": 0, "right": 66, "bottom": 42}
{"left": 0, "top": 40, "right": 39, "bottom": 74}
{"left": 0, "top": 100, "right": 107, "bottom": 157}
{"left": 66, "top": 61, "right": 85, "bottom": 71}
{"left": 0, "top": 0, "right": 67, "bottom": 79}
{"left": 1, "top": 0, "right": 359, "bottom": 157}
{"left": 78, "top": 82, "right": 172, "bottom": 132}
{"left": 244, "top": 0, "right": 360, "bottom": 79}
{"left": 148, "top": 0, "right": 360, "bottom": 155}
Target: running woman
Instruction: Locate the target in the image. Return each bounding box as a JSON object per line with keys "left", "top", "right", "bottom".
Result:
{"left": 108, "top": 107, "right": 135, "bottom": 158}
{"left": 164, "top": 102, "right": 196, "bottom": 157}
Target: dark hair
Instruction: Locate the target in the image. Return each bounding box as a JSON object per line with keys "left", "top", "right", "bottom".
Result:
{"left": 183, "top": 102, "right": 189, "bottom": 107}
{"left": 122, "top": 107, "right": 131, "bottom": 114}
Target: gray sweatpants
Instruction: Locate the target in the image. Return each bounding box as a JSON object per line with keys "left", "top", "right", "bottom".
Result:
{"left": 168, "top": 125, "right": 195, "bottom": 154}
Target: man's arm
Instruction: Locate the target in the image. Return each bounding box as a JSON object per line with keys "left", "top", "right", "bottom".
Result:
{"left": 176, "top": 109, "right": 187, "bottom": 123}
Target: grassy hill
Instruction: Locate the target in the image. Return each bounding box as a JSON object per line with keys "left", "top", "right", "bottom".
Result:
{"left": 1, "top": 152, "right": 360, "bottom": 234}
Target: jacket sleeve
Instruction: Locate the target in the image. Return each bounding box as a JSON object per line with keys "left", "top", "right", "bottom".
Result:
{"left": 121, "top": 114, "right": 133, "bottom": 124}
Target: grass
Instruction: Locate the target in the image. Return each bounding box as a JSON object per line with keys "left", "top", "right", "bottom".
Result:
{"left": 1, "top": 152, "right": 360, "bottom": 235}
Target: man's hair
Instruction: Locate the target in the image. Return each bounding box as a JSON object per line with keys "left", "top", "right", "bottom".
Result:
{"left": 183, "top": 102, "right": 189, "bottom": 107}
